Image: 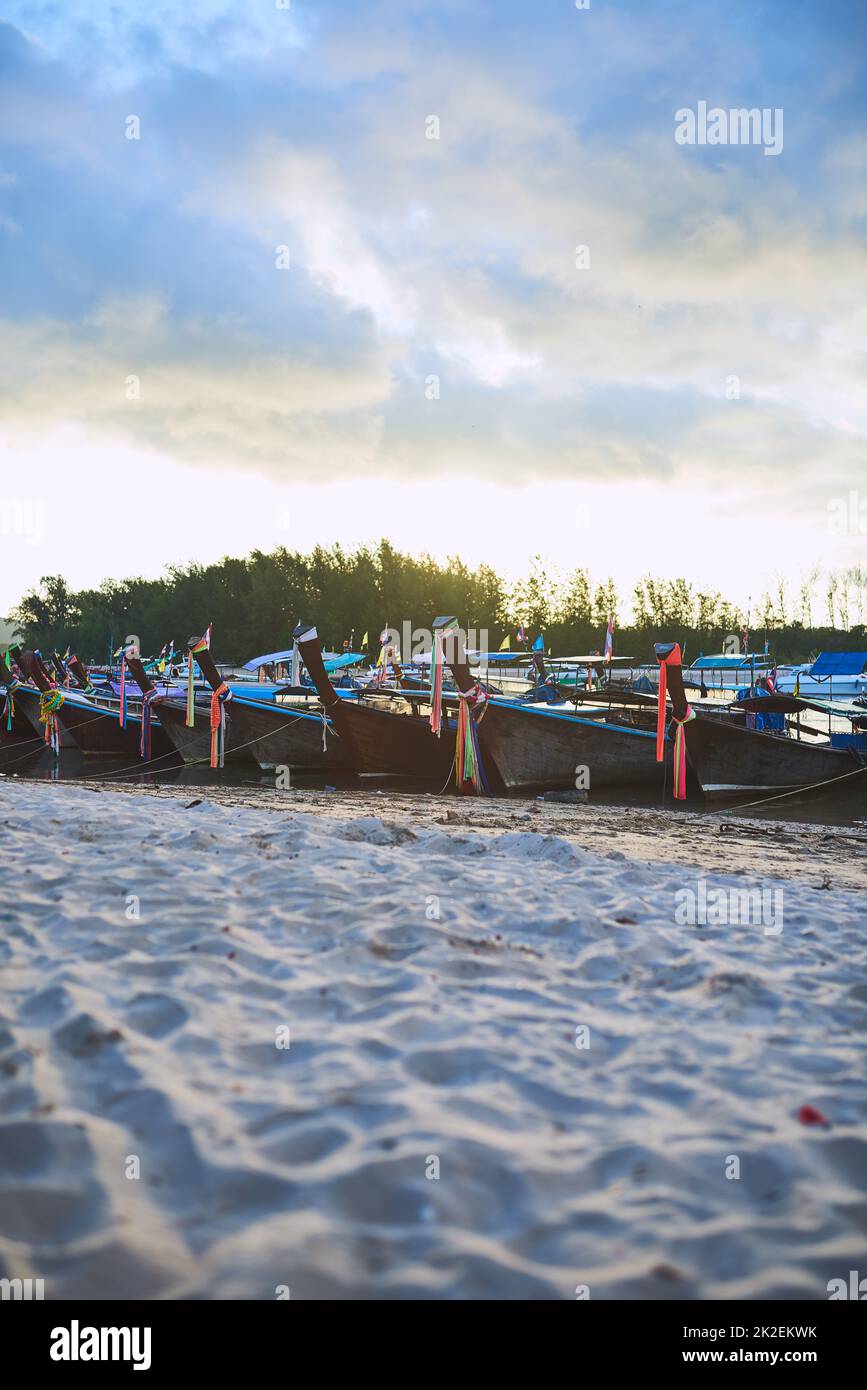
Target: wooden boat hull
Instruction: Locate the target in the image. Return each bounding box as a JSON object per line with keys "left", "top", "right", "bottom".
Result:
{"left": 154, "top": 699, "right": 256, "bottom": 765}
{"left": 10, "top": 686, "right": 78, "bottom": 749}
{"left": 54, "top": 697, "right": 179, "bottom": 760}
{"left": 329, "top": 699, "right": 457, "bottom": 780}
{"left": 0, "top": 693, "right": 35, "bottom": 740}
{"left": 225, "top": 699, "right": 351, "bottom": 771}
{"left": 348, "top": 703, "right": 457, "bottom": 779}
{"left": 473, "top": 702, "right": 663, "bottom": 791}
{"left": 683, "top": 713, "right": 862, "bottom": 800}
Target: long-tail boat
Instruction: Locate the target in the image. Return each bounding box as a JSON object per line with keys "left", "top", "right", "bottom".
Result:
{"left": 8, "top": 647, "right": 78, "bottom": 750}
{"left": 0, "top": 650, "right": 51, "bottom": 769}
{"left": 654, "top": 642, "right": 867, "bottom": 800}
{"left": 16, "top": 647, "right": 180, "bottom": 760}
{"left": 438, "top": 618, "right": 665, "bottom": 792}
{"left": 293, "top": 622, "right": 459, "bottom": 782}
{"left": 190, "top": 641, "right": 352, "bottom": 772}
{"left": 124, "top": 644, "right": 254, "bottom": 767}
{"left": 0, "top": 650, "right": 39, "bottom": 741}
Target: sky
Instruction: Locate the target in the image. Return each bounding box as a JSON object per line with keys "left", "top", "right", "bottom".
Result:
{"left": 1, "top": 0, "right": 865, "bottom": 624}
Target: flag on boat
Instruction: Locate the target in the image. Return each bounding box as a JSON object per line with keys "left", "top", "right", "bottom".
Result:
{"left": 603, "top": 618, "right": 615, "bottom": 662}
{"left": 516, "top": 624, "right": 527, "bottom": 645}
{"left": 532, "top": 634, "right": 544, "bottom": 652}
{"left": 361, "top": 631, "right": 368, "bottom": 647}
{"left": 187, "top": 626, "right": 211, "bottom": 725}
{"left": 498, "top": 635, "right": 510, "bottom": 651}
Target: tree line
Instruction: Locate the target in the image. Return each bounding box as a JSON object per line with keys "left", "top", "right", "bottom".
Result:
{"left": 6, "top": 541, "right": 865, "bottom": 665}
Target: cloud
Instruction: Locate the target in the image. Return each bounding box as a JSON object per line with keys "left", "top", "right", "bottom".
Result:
{"left": 0, "top": 1, "right": 864, "bottom": 512}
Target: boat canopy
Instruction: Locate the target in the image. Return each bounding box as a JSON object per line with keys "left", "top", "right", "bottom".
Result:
{"left": 242, "top": 649, "right": 295, "bottom": 670}
{"left": 808, "top": 651, "right": 867, "bottom": 678}
{"left": 689, "top": 654, "right": 765, "bottom": 669}
{"left": 243, "top": 649, "right": 365, "bottom": 672}
{"left": 738, "top": 692, "right": 867, "bottom": 720}
{"left": 324, "top": 652, "right": 367, "bottom": 672}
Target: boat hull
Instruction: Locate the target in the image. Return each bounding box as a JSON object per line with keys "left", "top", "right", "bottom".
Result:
{"left": 225, "top": 699, "right": 351, "bottom": 771}
{"left": 333, "top": 700, "right": 457, "bottom": 780}
{"left": 154, "top": 699, "right": 256, "bottom": 766}
{"left": 0, "top": 692, "right": 35, "bottom": 739}
{"left": 683, "top": 714, "right": 861, "bottom": 799}
{"left": 10, "top": 687, "right": 78, "bottom": 749}
{"left": 473, "top": 702, "right": 664, "bottom": 792}
{"left": 54, "top": 697, "right": 179, "bottom": 760}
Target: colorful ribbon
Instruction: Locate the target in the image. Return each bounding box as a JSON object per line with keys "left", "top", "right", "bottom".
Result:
{"left": 186, "top": 658, "right": 196, "bottom": 727}
{"left": 209, "top": 682, "right": 232, "bottom": 768}
{"left": 656, "top": 660, "right": 670, "bottom": 763}
{"left": 670, "top": 708, "right": 695, "bottom": 799}
{"left": 139, "top": 688, "right": 160, "bottom": 761}
{"left": 118, "top": 656, "right": 127, "bottom": 728}
{"left": 455, "top": 684, "right": 489, "bottom": 794}
{"left": 2, "top": 679, "right": 19, "bottom": 731}
{"left": 429, "top": 626, "right": 458, "bottom": 735}
{"left": 39, "top": 689, "right": 64, "bottom": 756}
{"left": 656, "top": 646, "right": 693, "bottom": 799}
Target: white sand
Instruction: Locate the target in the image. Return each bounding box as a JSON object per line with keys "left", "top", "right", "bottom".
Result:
{"left": 1, "top": 780, "right": 866, "bottom": 1300}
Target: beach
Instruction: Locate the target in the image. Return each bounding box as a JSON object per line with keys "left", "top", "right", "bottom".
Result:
{"left": 1, "top": 778, "right": 866, "bottom": 1300}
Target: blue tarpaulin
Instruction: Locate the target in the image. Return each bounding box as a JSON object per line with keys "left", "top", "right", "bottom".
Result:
{"left": 242, "top": 649, "right": 295, "bottom": 670}
{"left": 243, "top": 649, "right": 365, "bottom": 672}
{"left": 690, "top": 654, "right": 756, "bottom": 669}
{"left": 808, "top": 652, "right": 867, "bottom": 678}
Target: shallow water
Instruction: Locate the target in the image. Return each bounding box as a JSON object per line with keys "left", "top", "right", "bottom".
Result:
{"left": 4, "top": 743, "right": 866, "bottom": 831}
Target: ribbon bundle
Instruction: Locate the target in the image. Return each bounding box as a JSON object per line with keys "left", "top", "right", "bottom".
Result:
{"left": 455, "top": 685, "right": 489, "bottom": 795}
{"left": 209, "top": 683, "right": 232, "bottom": 768}
{"left": 118, "top": 656, "right": 127, "bottom": 728}
{"left": 669, "top": 707, "right": 696, "bottom": 800}
{"left": 3, "top": 679, "right": 19, "bottom": 732}
{"left": 139, "top": 688, "right": 160, "bottom": 761}
{"left": 39, "top": 689, "right": 64, "bottom": 756}
{"left": 656, "top": 648, "right": 694, "bottom": 800}
{"left": 429, "top": 626, "right": 457, "bottom": 736}
{"left": 186, "top": 659, "right": 197, "bottom": 728}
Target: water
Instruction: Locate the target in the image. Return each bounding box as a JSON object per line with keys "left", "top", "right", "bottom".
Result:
{"left": 4, "top": 743, "right": 865, "bottom": 831}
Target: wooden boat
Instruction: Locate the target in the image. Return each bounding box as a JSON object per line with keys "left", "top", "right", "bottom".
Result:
{"left": 440, "top": 620, "right": 665, "bottom": 792}
{"left": 654, "top": 642, "right": 867, "bottom": 800}
{"left": 125, "top": 650, "right": 255, "bottom": 767}
{"left": 0, "top": 650, "right": 40, "bottom": 741}
{"left": 7, "top": 647, "right": 78, "bottom": 749}
{"left": 0, "top": 650, "right": 53, "bottom": 769}
{"left": 190, "top": 644, "right": 352, "bottom": 772}
{"left": 15, "top": 647, "right": 181, "bottom": 760}
{"left": 293, "top": 622, "right": 458, "bottom": 781}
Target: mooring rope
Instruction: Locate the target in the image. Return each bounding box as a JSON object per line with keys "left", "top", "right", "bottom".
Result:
{"left": 719, "top": 760, "right": 867, "bottom": 815}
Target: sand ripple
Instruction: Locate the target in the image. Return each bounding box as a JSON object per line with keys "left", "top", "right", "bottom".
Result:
{"left": 1, "top": 781, "right": 866, "bottom": 1299}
